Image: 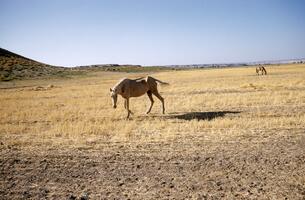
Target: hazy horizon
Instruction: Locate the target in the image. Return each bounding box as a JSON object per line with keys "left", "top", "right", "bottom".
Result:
{"left": 1, "top": 0, "right": 305, "bottom": 66}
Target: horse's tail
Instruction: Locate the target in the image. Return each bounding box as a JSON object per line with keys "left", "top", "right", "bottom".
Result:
{"left": 154, "top": 78, "right": 169, "bottom": 85}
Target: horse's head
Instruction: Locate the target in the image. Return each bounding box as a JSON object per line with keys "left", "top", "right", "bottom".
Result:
{"left": 110, "top": 88, "right": 118, "bottom": 109}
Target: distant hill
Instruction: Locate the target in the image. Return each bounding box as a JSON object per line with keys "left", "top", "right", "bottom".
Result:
{"left": 0, "top": 48, "right": 68, "bottom": 81}
{"left": 3, "top": 47, "right": 302, "bottom": 81}
{"left": 72, "top": 64, "right": 167, "bottom": 73}
{"left": 0, "top": 48, "right": 168, "bottom": 81}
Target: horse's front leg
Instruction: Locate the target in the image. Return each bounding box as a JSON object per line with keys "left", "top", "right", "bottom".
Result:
{"left": 126, "top": 98, "right": 132, "bottom": 119}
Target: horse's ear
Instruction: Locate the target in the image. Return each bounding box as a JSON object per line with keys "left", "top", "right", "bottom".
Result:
{"left": 110, "top": 88, "right": 113, "bottom": 92}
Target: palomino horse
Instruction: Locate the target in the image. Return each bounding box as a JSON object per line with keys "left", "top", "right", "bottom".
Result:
{"left": 256, "top": 65, "right": 267, "bottom": 75}
{"left": 110, "top": 76, "right": 168, "bottom": 119}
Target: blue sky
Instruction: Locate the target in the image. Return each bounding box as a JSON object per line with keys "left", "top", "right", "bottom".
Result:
{"left": 1, "top": 0, "right": 305, "bottom": 66}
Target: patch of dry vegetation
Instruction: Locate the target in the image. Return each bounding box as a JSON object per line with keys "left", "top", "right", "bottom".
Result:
{"left": 1, "top": 64, "right": 304, "bottom": 148}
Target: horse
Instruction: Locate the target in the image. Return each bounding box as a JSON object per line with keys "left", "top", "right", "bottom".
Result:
{"left": 256, "top": 65, "right": 267, "bottom": 75}
{"left": 110, "top": 76, "right": 169, "bottom": 119}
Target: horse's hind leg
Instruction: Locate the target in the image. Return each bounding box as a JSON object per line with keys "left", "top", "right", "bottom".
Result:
{"left": 152, "top": 90, "right": 165, "bottom": 114}
{"left": 146, "top": 91, "right": 154, "bottom": 114}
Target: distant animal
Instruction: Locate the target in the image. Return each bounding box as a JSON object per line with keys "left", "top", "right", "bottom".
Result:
{"left": 256, "top": 65, "right": 267, "bottom": 75}
{"left": 110, "top": 76, "right": 169, "bottom": 119}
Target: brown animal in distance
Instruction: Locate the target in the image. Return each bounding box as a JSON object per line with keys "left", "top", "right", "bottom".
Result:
{"left": 256, "top": 65, "right": 267, "bottom": 75}
{"left": 110, "top": 76, "right": 169, "bottom": 119}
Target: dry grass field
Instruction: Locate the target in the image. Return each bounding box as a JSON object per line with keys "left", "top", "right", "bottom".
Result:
{"left": 1, "top": 64, "right": 305, "bottom": 199}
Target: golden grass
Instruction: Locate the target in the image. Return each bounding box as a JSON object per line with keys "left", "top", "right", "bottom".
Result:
{"left": 1, "top": 64, "right": 305, "bottom": 149}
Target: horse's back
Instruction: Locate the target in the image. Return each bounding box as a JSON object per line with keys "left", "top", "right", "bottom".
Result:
{"left": 128, "top": 79, "right": 149, "bottom": 97}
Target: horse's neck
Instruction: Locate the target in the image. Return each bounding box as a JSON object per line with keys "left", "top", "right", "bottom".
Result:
{"left": 114, "top": 80, "right": 125, "bottom": 94}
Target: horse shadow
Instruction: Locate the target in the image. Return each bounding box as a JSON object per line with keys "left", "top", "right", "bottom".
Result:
{"left": 168, "top": 111, "right": 240, "bottom": 121}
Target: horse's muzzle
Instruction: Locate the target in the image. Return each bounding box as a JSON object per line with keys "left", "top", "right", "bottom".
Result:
{"left": 113, "top": 105, "right": 117, "bottom": 109}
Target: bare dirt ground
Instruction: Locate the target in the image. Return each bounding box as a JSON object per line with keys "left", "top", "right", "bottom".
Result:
{"left": 1, "top": 65, "right": 305, "bottom": 199}
{"left": 1, "top": 126, "right": 304, "bottom": 199}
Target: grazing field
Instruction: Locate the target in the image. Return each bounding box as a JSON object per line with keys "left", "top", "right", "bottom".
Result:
{"left": 1, "top": 64, "right": 305, "bottom": 199}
